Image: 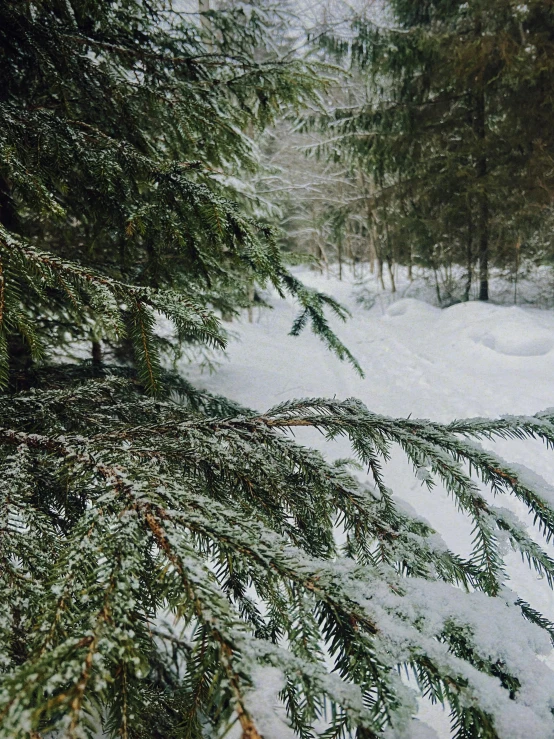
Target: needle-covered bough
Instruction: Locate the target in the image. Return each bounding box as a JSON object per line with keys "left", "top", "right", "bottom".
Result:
{"left": 2, "top": 2, "right": 554, "bottom": 738}
{"left": 3, "top": 372, "right": 554, "bottom": 738}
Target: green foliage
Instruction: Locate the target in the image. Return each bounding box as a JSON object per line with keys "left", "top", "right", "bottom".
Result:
{"left": 311, "top": 0, "right": 554, "bottom": 298}
{"left": 2, "top": 2, "right": 554, "bottom": 738}
{"left": 2, "top": 382, "right": 554, "bottom": 737}
{"left": 0, "top": 0, "right": 342, "bottom": 384}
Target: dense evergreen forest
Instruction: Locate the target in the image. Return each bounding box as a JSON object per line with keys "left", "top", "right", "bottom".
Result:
{"left": 2, "top": 2, "right": 554, "bottom": 738}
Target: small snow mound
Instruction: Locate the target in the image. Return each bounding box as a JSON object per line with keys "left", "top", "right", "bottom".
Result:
{"left": 476, "top": 327, "right": 553, "bottom": 356}
{"left": 438, "top": 303, "right": 554, "bottom": 356}
{"left": 461, "top": 308, "right": 554, "bottom": 356}
{"left": 385, "top": 299, "right": 440, "bottom": 319}
{"left": 441, "top": 300, "right": 501, "bottom": 325}
{"left": 444, "top": 300, "right": 500, "bottom": 315}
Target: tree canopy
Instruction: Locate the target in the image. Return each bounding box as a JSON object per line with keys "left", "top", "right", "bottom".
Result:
{"left": 290, "top": 0, "right": 554, "bottom": 300}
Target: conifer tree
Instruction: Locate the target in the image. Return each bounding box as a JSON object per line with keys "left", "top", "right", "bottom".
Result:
{"left": 324, "top": 0, "right": 554, "bottom": 300}
{"left": 2, "top": 2, "right": 554, "bottom": 738}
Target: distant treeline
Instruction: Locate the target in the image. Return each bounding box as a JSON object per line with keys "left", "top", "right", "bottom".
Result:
{"left": 263, "top": 0, "right": 554, "bottom": 302}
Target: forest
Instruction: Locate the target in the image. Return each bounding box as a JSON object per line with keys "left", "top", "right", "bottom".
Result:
{"left": 2, "top": 1, "right": 554, "bottom": 738}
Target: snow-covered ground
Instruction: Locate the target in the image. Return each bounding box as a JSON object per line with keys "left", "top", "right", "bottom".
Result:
{"left": 183, "top": 267, "right": 554, "bottom": 738}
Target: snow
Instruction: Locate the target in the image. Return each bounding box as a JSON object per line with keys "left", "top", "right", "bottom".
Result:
{"left": 385, "top": 298, "right": 441, "bottom": 320}
{"left": 446, "top": 304, "right": 554, "bottom": 357}
{"left": 246, "top": 666, "right": 298, "bottom": 739}
{"left": 183, "top": 267, "right": 554, "bottom": 738}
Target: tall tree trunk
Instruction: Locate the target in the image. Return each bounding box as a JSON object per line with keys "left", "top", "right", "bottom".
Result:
{"left": 361, "top": 171, "right": 378, "bottom": 278}
{"left": 433, "top": 264, "right": 442, "bottom": 306}
{"left": 465, "top": 214, "right": 473, "bottom": 301}
{"left": 377, "top": 256, "right": 385, "bottom": 290}
{"left": 387, "top": 258, "right": 396, "bottom": 293}
{"left": 370, "top": 221, "right": 383, "bottom": 286}
{"left": 374, "top": 227, "right": 385, "bottom": 289}
{"left": 368, "top": 242, "right": 375, "bottom": 274}
{"left": 384, "top": 215, "right": 396, "bottom": 293}
{"left": 514, "top": 239, "right": 520, "bottom": 305}
{"left": 373, "top": 223, "right": 385, "bottom": 290}
{"left": 478, "top": 193, "right": 489, "bottom": 302}
{"left": 475, "top": 30, "right": 489, "bottom": 301}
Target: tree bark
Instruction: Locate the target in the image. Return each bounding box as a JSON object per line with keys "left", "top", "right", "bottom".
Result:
{"left": 369, "top": 209, "right": 385, "bottom": 289}
{"left": 376, "top": 258, "right": 384, "bottom": 289}
{"left": 514, "top": 239, "right": 520, "bottom": 304}
{"left": 387, "top": 258, "right": 396, "bottom": 293}
{"left": 371, "top": 216, "right": 384, "bottom": 289}
{"left": 384, "top": 214, "right": 396, "bottom": 293}
{"left": 368, "top": 242, "right": 375, "bottom": 274}
{"left": 474, "top": 23, "right": 489, "bottom": 302}
{"left": 465, "top": 213, "right": 474, "bottom": 301}
{"left": 433, "top": 264, "right": 442, "bottom": 306}
{"left": 478, "top": 192, "right": 489, "bottom": 302}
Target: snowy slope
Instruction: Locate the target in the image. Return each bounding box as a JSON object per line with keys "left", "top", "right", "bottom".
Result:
{"left": 182, "top": 268, "right": 554, "bottom": 738}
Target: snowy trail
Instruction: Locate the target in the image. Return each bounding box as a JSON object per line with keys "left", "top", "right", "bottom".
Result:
{"left": 182, "top": 269, "right": 554, "bottom": 737}
{"left": 189, "top": 275, "right": 554, "bottom": 419}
